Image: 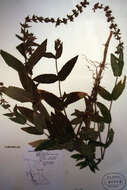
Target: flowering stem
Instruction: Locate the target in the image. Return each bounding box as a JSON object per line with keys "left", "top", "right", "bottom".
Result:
{"left": 91, "top": 31, "right": 113, "bottom": 101}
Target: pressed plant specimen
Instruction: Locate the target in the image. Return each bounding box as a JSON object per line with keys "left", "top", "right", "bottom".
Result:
{"left": 0, "top": 1, "right": 125, "bottom": 172}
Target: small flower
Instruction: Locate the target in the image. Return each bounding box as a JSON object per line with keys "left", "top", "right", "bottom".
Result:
{"left": 55, "top": 18, "right": 61, "bottom": 26}
{"left": 44, "top": 17, "right": 50, "bottom": 23}
{"left": 104, "top": 6, "right": 109, "bottom": 11}
{"left": 37, "top": 16, "right": 44, "bottom": 22}
{"left": 50, "top": 18, "right": 55, "bottom": 23}
{"left": 67, "top": 14, "right": 74, "bottom": 22}
{"left": 62, "top": 18, "right": 68, "bottom": 24}
{"left": 32, "top": 15, "right": 38, "bottom": 22}
{"left": 76, "top": 5, "right": 83, "bottom": 13}
{"left": 25, "top": 16, "right": 31, "bottom": 22}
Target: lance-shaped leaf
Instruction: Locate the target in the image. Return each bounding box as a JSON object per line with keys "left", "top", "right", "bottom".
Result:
{"left": 98, "top": 86, "right": 112, "bottom": 101}
{"left": 111, "top": 50, "right": 124, "bottom": 77}
{"left": 76, "top": 160, "right": 88, "bottom": 169}
{"left": 17, "top": 106, "right": 34, "bottom": 124}
{"left": 21, "top": 127, "right": 43, "bottom": 135}
{"left": 80, "top": 127, "right": 99, "bottom": 141}
{"left": 112, "top": 76, "right": 126, "bottom": 100}
{"left": 9, "top": 117, "right": 26, "bottom": 125}
{"left": 0, "top": 50, "right": 25, "bottom": 72}
{"left": 18, "top": 70, "right": 36, "bottom": 92}
{"left": 88, "top": 160, "right": 99, "bottom": 173}
{"left": 3, "top": 113, "right": 14, "bottom": 117}
{"left": 91, "top": 112, "right": 104, "bottom": 123}
{"left": 96, "top": 102, "right": 111, "bottom": 123}
{"left": 43, "top": 52, "right": 56, "bottom": 59}
{"left": 16, "top": 34, "right": 24, "bottom": 41}
{"left": 105, "top": 128, "right": 114, "bottom": 148}
{"left": 71, "top": 117, "right": 83, "bottom": 125}
{"left": 50, "top": 111, "right": 74, "bottom": 141}
{"left": 71, "top": 109, "right": 84, "bottom": 117}
{"left": 37, "top": 102, "right": 51, "bottom": 123}
{"left": 118, "top": 48, "right": 124, "bottom": 76}
{"left": 35, "top": 139, "right": 57, "bottom": 151}
{"left": 1, "top": 86, "right": 33, "bottom": 102}
{"left": 12, "top": 105, "right": 26, "bottom": 125}
{"left": 33, "top": 74, "right": 58, "bottom": 84}
{"left": 16, "top": 41, "right": 39, "bottom": 58}
{"left": 58, "top": 55, "right": 78, "bottom": 81}
{"left": 98, "top": 122, "right": 105, "bottom": 132}
{"left": 16, "top": 43, "right": 26, "bottom": 57}
{"left": 37, "top": 89, "right": 64, "bottom": 110}
{"left": 71, "top": 154, "right": 84, "bottom": 161}
{"left": 27, "top": 39, "right": 47, "bottom": 70}
{"left": 33, "top": 111, "right": 46, "bottom": 133}
{"left": 111, "top": 53, "right": 120, "bottom": 76}
{"left": 29, "top": 139, "right": 44, "bottom": 147}
{"left": 63, "top": 91, "right": 88, "bottom": 107}
{"left": 89, "top": 140, "right": 106, "bottom": 148}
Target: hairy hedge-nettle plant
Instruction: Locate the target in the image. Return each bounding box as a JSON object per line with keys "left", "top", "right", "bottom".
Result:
{"left": 0, "top": 1, "right": 125, "bottom": 172}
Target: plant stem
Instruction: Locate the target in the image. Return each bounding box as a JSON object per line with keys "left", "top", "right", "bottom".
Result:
{"left": 102, "top": 77, "right": 118, "bottom": 159}
{"left": 55, "top": 59, "right": 62, "bottom": 98}
{"left": 77, "top": 121, "right": 83, "bottom": 136}
{"left": 91, "top": 31, "right": 113, "bottom": 101}
{"left": 90, "top": 31, "right": 113, "bottom": 159}
{"left": 55, "top": 58, "right": 67, "bottom": 117}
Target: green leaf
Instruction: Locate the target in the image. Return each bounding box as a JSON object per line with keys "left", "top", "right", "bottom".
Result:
{"left": 33, "top": 111, "right": 47, "bottom": 133}
{"left": 89, "top": 140, "right": 106, "bottom": 148}
{"left": 38, "top": 89, "right": 64, "bottom": 110}
{"left": 88, "top": 160, "right": 99, "bottom": 173}
{"left": 91, "top": 113, "right": 104, "bottom": 123}
{"left": 112, "top": 76, "right": 126, "bottom": 100}
{"left": 105, "top": 128, "right": 114, "bottom": 148}
{"left": 98, "top": 122, "right": 105, "bottom": 132}
{"left": 71, "top": 154, "right": 84, "bottom": 161}
{"left": 3, "top": 113, "right": 14, "bottom": 117}
{"left": 16, "top": 43, "right": 25, "bottom": 57}
{"left": 29, "top": 139, "right": 44, "bottom": 147}
{"left": 111, "top": 53, "right": 120, "bottom": 76}
{"left": 80, "top": 128, "right": 99, "bottom": 141}
{"left": 50, "top": 112, "right": 74, "bottom": 141}
{"left": 98, "top": 86, "right": 112, "bottom": 101}
{"left": 97, "top": 102, "right": 111, "bottom": 123}
{"left": 63, "top": 91, "right": 88, "bottom": 107}
{"left": 35, "top": 139, "right": 57, "bottom": 151}
{"left": 58, "top": 55, "right": 78, "bottom": 81}
{"left": 13, "top": 105, "right": 26, "bottom": 124}
{"left": 33, "top": 74, "right": 58, "bottom": 84}
{"left": 21, "top": 127, "right": 43, "bottom": 135}
{"left": 111, "top": 51, "right": 124, "bottom": 77}
{"left": 76, "top": 160, "right": 88, "bottom": 169}
{"left": 16, "top": 41, "right": 39, "bottom": 58}
{"left": 9, "top": 117, "right": 26, "bottom": 125}
{"left": 1, "top": 86, "right": 33, "bottom": 102}
{"left": 18, "top": 70, "right": 36, "bottom": 92}
{"left": 16, "top": 34, "right": 24, "bottom": 41}
{"left": 71, "top": 117, "right": 83, "bottom": 125}
{"left": 71, "top": 109, "right": 84, "bottom": 117}
{"left": 43, "top": 52, "right": 56, "bottom": 59}
{"left": 27, "top": 39, "right": 47, "bottom": 71}
{"left": 118, "top": 48, "right": 124, "bottom": 76}
{"left": 0, "top": 50, "right": 25, "bottom": 72}
{"left": 17, "top": 106, "right": 34, "bottom": 124}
